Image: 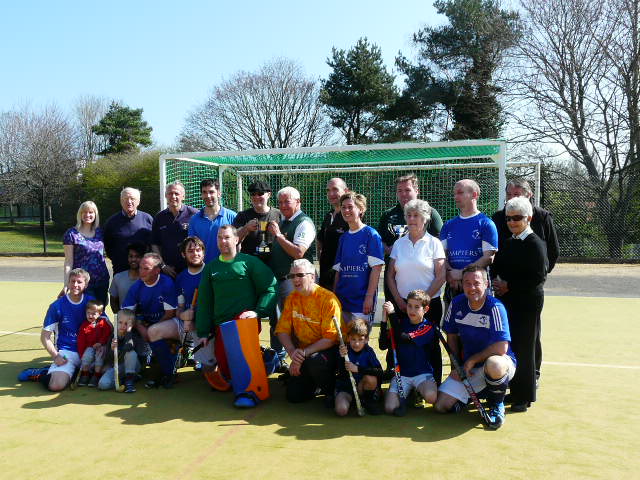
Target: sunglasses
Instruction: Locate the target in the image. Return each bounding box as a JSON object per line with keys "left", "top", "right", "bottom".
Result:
{"left": 286, "top": 272, "right": 314, "bottom": 279}
{"left": 505, "top": 215, "right": 526, "bottom": 222}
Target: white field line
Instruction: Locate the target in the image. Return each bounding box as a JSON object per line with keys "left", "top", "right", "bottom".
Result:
{"left": 0, "top": 330, "right": 40, "bottom": 336}
{"left": 543, "top": 361, "right": 639, "bottom": 370}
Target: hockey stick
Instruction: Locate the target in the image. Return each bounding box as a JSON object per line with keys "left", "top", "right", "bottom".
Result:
{"left": 174, "top": 289, "right": 199, "bottom": 373}
{"left": 429, "top": 319, "right": 491, "bottom": 426}
{"left": 385, "top": 312, "right": 406, "bottom": 411}
{"left": 113, "top": 313, "right": 125, "bottom": 393}
{"left": 332, "top": 317, "right": 365, "bottom": 417}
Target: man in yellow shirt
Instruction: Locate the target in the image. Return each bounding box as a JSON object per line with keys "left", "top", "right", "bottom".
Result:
{"left": 275, "top": 258, "right": 340, "bottom": 403}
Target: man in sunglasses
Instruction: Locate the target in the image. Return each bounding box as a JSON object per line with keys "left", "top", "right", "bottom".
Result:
{"left": 234, "top": 180, "right": 284, "bottom": 368}
{"left": 275, "top": 259, "right": 340, "bottom": 403}
{"left": 233, "top": 180, "right": 282, "bottom": 264}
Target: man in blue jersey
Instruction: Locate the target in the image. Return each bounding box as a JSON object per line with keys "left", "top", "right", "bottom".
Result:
{"left": 435, "top": 265, "right": 516, "bottom": 429}
{"left": 440, "top": 179, "right": 499, "bottom": 299}
{"left": 188, "top": 178, "right": 237, "bottom": 264}
{"left": 122, "top": 252, "right": 178, "bottom": 388}
{"left": 38, "top": 268, "right": 95, "bottom": 391}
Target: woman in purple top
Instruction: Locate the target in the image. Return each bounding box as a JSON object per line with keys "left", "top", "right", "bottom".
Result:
{"left": 62, "top": 201, "right": 110, "bottom": 304}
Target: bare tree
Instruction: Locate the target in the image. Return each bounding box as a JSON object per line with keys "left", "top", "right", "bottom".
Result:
{"left": 73, "top": 95, "right": 109, "bottom": 166}
{"left": 0, "top": 105, "right": 78, "bottom": 250}
{"left": 510, "top": 0, "right": 640, "bottom": 257}
{"left": 178, "top": 58, "right": 335, "bottom": 151}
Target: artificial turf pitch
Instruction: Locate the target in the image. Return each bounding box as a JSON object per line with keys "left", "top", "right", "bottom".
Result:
{"left": 1, "top": 281, "right": 638, "bottom": 480}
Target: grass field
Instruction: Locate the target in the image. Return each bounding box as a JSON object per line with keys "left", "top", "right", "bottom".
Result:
{"left": 1, "top": 280, "right": 639, "bottom": 480}
{"left": 0, "top": 222, "right": 64, "bottom": 254}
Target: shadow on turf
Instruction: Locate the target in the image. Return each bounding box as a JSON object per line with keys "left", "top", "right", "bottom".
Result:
{"left": 5, "top": 362, "right": 482, "bottom": 441}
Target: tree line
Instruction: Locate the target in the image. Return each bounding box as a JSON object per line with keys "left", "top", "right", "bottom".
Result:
{"left": 0, "top": 0, "right": 638, "bottom": 257}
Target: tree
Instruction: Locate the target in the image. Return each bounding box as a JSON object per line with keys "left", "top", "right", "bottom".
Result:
{"left": 397, "top": 0, "right": 521, "bottom": 140}
{"left": 73, "top": 95, "right": 109, "bottom": 166}
{"left": 178, "top": 58, "right": 333, "bottom": 151}
{"left": 0, "top": 105, "right": 78, "bottom": 250}
{"left": 320, "top": 38, "right": 397, "bottom": 144}
{"left": 92, "top": 102, "right": 153, "bottom": 155}
{"left": 510, "top": 0, "right": 640, "bottom": 257}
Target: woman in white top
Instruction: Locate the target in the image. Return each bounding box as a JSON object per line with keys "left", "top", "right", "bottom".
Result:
{"left": 386, "top": 198, "right": 446, "bottom": 383}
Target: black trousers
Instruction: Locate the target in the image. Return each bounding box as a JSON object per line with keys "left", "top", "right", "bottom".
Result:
{"left": 285, "top": 346, "right": 338, "bottom": 403}
{"left": 504, "top": 296, "right": 543, "bottom": 404}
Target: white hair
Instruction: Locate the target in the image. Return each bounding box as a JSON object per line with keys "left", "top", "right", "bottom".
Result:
{"left": 277, "top": 186, "right": 300, "bottom": 200}
{"left": 121, "top": 187, "right": 141, "bottom": 199}
{"left": 505, "top": 197, "right": 533, "bottom": 217}
{"left": 404, "top": 199, "right": 432, "bottom": 227}
{"left": 291, "top": 258, "right": 315, "bottom": 274}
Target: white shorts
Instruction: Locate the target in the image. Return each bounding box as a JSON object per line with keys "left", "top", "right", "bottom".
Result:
{"left": 342, "top": 311, "right": 374, "bottom": 331}
{"left": 47, "top": 349, "right": 81, "bottom": 377}
{"left": 388, "top": 373, "right": 435, "bottom": 395}
{"left": 439, "top": 356, "right": 516, "bottom": 403}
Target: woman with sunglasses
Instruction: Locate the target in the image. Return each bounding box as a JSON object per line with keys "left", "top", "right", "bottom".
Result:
{"left": 492, "top": 196, "right": 548, "bottom": 413}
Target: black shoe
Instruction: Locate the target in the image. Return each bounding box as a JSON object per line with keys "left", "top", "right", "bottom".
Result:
{"left": 362, "top": 390, "right": 383, "bottom": 415}
{"left": 323, "top": 395, "right": 335, "bottom": 409}
{"left": 392, "top": 399, "right": 408, "bottom": 417}
{"left": 511, "top": 402, "right": 530, "bottom": 412}
{"left": 381, "top": 369, "right": 394, "bottom": 382}
{"left": 124, "top": 376, "right": 136, "bottom": 393}
{"left": 145, "top": 374, "right": 175, "bottom": 389}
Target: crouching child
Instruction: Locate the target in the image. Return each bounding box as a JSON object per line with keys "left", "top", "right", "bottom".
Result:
{"left": 383, "top": 290, "right": 437, "bottom": 416}
{"left": 98, "top": 310, "right": 142, "bottom": 393}
{"left": 335, "top": 318, "right": 383, "bottom": 416}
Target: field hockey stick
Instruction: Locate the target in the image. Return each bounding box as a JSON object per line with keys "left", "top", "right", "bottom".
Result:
{"left": 429, "top": 319, "right": 491, "bottom": 426}
{"left": 332, "top": 316, "right": 365, "bottom": 417}
{"left": 113, "top": 313, "right": 125, "bottom": 393}
{"left": 174, "top": 289, "right": 199, "bottom": 373}
{"left": 385, "top": 312, "right": 406, "bottom": 405}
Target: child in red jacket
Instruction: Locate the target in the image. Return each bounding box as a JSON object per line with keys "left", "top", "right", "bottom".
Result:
{"left": 77, "top": 300, "right": 112, "bottom": 387}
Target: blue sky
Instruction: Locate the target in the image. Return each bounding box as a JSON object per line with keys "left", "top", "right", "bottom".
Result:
{"left": 0, "top": 1, "right": 440, "bottom": 147}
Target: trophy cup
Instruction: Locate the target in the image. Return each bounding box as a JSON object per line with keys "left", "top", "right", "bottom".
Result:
{"left": 256, "top": 220, "right": 270, "bottom": 255}
{"left": 392, "top": 224, "right": 408, "bottom": 238}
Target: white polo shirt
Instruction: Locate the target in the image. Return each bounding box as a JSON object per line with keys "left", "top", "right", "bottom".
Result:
{"left": 390, "top": 232, "right": 446, "bottom": 298}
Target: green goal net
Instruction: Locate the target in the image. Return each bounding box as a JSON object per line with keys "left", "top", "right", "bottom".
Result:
{"left": 160, "top": 141, "right": 510, "bottom": 236}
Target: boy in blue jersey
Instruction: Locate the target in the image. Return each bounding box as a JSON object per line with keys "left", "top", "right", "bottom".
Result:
{"left": 122, "top": 252, "right": 178, "bottom": 388}
{"left": 334, "top": 318, "right": 383, "bottom": 416}
{"left": 175, "top": 236, "right": 206, "bottom": 369}
{"left": 333, "top": 192, "right": 384, "bottom": 327}
{"left": 440, "top": 179, "right": 498, "bottom": 298}
{"left": 435, "top": 265, "right": 517, "bottom": 430}
{"left": 383, "top": 290, "right": 438, "bottom": 416}
{"left": 36, "top": 268, "right": 94, "bottom": 391}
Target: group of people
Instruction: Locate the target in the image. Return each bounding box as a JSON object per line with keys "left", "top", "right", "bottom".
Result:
{"left": 20, "top": 172, "right": 558, "bottom": 428}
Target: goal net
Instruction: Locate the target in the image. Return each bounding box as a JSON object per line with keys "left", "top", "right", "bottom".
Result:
{"left": 160, "top": 141, "right": 513, "bottom": 234}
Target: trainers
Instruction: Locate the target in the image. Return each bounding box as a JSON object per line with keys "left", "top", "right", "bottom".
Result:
{"left": 124, "top": 378, "right": 136, "bottom": 393}
{"left": 487, "top": 402, "right": 506, "bottom": 430}
{"left": 451, "top": 400, "right": 467, "bottom": 413}
{"left": 393, "top": 399, "right": 408, "bottom": 417}
{"left": 18, "top": 367, "right": 48, "bottom": 382}
{"left": 88, "top": 375, "right": 99, "bottom": 387}
{"left": 77, "top": 375, "right": 90, "bottom": 387}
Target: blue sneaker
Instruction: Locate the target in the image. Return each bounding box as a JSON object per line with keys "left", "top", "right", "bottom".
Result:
{"left": 487, "top": 402, "right": 505, "bottom": 430}
{"left": 18, "top": 367, "right": 48, "bottom": 382}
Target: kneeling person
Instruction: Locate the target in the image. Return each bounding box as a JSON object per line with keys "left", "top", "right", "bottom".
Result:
{"left": 37, "top": 269, "right": 94, "bottom": 391}
{"left": 383, "top": 290, "right": 438, "bottom": 416}
{"left": 335, "top": 318, "right": 383, "bottom": 416}
{"left": 435, "top": 265, "right": 516, "bottom": 430}
{"left": 122, "top": 252, "right": 178, "bottom": 388}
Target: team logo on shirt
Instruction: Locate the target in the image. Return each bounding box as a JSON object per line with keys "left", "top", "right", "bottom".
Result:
{"left": 182, "top": 223, "right": 189, "bottom": 230}
{"left": 358, "top": 243, "right": 367, "bottom": 255}
{"left": 472, "top": 229, "right": 480, "bottom": 239}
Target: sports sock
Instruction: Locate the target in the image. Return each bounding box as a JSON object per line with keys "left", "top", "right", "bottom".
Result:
{"left": 484, "top": 372, "right": 509, "bottom": 406}
{"left": 149, "top": 340, "right": 175, "bottom": 376}
{"left": 39, "top": 373, "right": 52, "bottom": 390}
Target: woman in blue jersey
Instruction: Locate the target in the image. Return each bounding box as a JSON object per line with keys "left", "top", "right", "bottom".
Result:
{"left": 332, "top": 192, "right": 384, "bottom": 327}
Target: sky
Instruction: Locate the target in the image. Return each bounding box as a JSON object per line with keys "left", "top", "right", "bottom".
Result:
{"left": 0, "top": 1, "right": 441, "bottom": 147}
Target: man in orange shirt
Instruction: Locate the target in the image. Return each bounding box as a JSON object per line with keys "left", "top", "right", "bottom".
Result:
{"left": 275, "top": 258, "right": 340, "bottom": 403}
